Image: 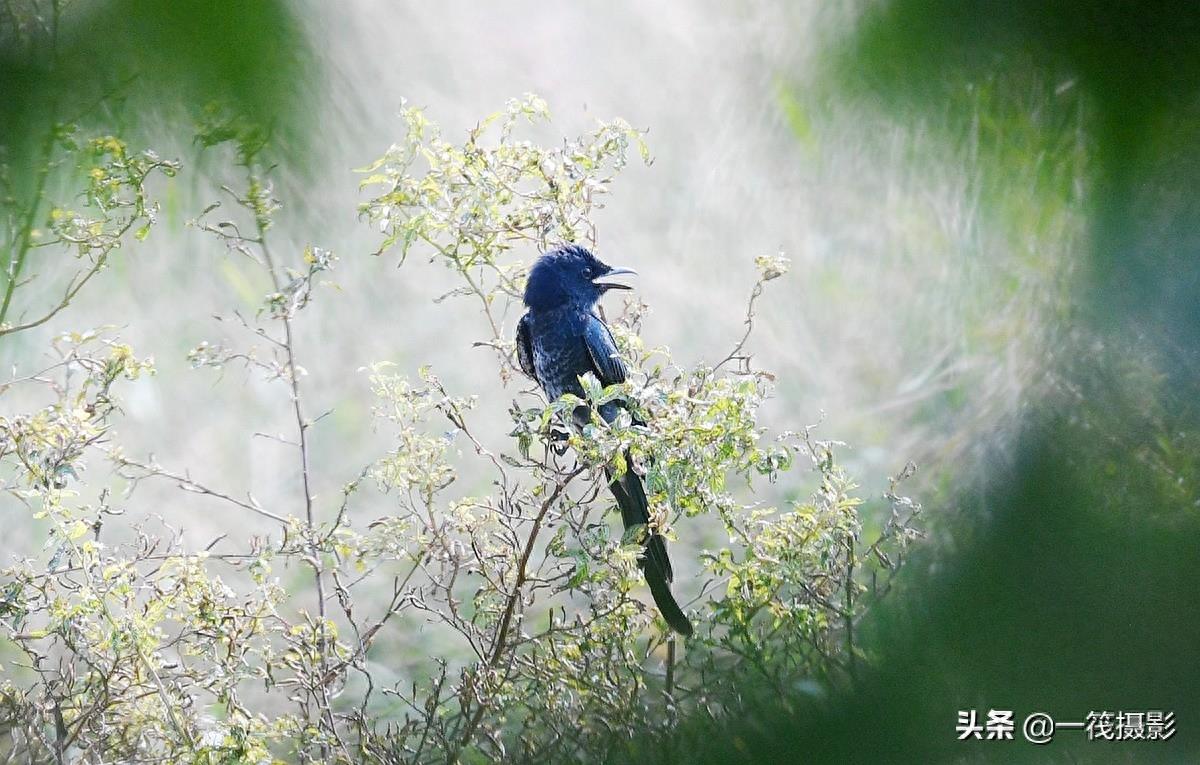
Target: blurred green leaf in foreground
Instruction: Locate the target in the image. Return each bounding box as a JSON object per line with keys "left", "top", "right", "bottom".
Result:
{"left": 0, "top": 0, "right": 313, "bottom": 183}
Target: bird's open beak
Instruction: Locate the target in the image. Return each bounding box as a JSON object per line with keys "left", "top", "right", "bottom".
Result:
{"left": 593, "top": 266, "right": 637, "bottom": 291}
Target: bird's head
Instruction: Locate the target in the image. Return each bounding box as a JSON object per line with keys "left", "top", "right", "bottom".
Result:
{"left": 522, "top": 244, "right": 636, "bottom": 310}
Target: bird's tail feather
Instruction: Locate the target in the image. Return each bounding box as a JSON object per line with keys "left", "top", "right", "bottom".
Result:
{"left": 646, "top": 565, "right": 693, "bottom": 637}
{"left": 606, "top": 456, "right": 694, "bottom": 637}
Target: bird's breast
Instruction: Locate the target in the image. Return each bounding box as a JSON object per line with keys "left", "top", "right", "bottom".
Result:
{"left": 529, "top": 310, "right": 593, "bottom": 401}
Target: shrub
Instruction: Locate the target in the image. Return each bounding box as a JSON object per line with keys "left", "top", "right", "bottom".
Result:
{"left": 0, "top": 96, "right": 919, "bottom": 763}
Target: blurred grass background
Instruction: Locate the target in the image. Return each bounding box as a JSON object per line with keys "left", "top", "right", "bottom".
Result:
{"left": 3, "top": 0, "right": 1198, "bottom": 760}
{"left": 5, "top": 0, "right": 1068, "bottom": 536}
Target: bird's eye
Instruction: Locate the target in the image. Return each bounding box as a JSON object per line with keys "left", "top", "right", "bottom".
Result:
{"left": 583, "top": 267, "right": 594, "bottom": 278}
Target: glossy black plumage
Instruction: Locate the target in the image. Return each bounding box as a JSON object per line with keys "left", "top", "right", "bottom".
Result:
{"left": 516, "top": 244, "right": 693, "bottom": 636}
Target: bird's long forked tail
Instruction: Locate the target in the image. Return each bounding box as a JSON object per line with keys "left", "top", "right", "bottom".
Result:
{"left": 606, "top": 457, "right": 694, "bottom": 637}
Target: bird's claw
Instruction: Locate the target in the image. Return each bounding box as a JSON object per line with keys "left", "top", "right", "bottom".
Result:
{"left": 548, "top": 427, "right": 570, "bottom": 456}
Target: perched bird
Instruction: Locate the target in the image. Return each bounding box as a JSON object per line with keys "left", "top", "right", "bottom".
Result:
{"left": 516, "top": 244, "right": 693, "bottom": 636}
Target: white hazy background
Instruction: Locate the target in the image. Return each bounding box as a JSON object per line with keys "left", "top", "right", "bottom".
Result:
{"left": 2, "top": 2, "right": 1071, "bottom": 564}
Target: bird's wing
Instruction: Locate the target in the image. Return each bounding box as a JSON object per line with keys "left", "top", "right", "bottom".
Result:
{"left": 586, "top": 319, "right": 691, "bottom": 634}
{"left": 515, "top": 313, "right": 537, "bottom": 381}
{"left": 583, "top": 313, "right": 628, "bottom": 385}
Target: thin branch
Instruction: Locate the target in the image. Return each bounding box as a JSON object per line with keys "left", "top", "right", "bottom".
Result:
{"left": 113, "top": 453, "right": 290, "bottom": 526}
{"left": 0, "top": 120, "right": 56, "bottom": 329}
{"left": 713, "top": 278, "right": 765, "bottom": 373}
{"left": 451, "top": 465, "right": 586, "bottom": 760}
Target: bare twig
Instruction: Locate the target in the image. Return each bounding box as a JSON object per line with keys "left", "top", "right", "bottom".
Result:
{"left": 713, "top": 278, "right": 765, "bottom": 373}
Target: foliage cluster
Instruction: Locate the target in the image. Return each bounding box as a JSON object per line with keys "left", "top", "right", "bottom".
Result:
{"left": 0, "top": 93, "right": 919, "bottom": 764}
